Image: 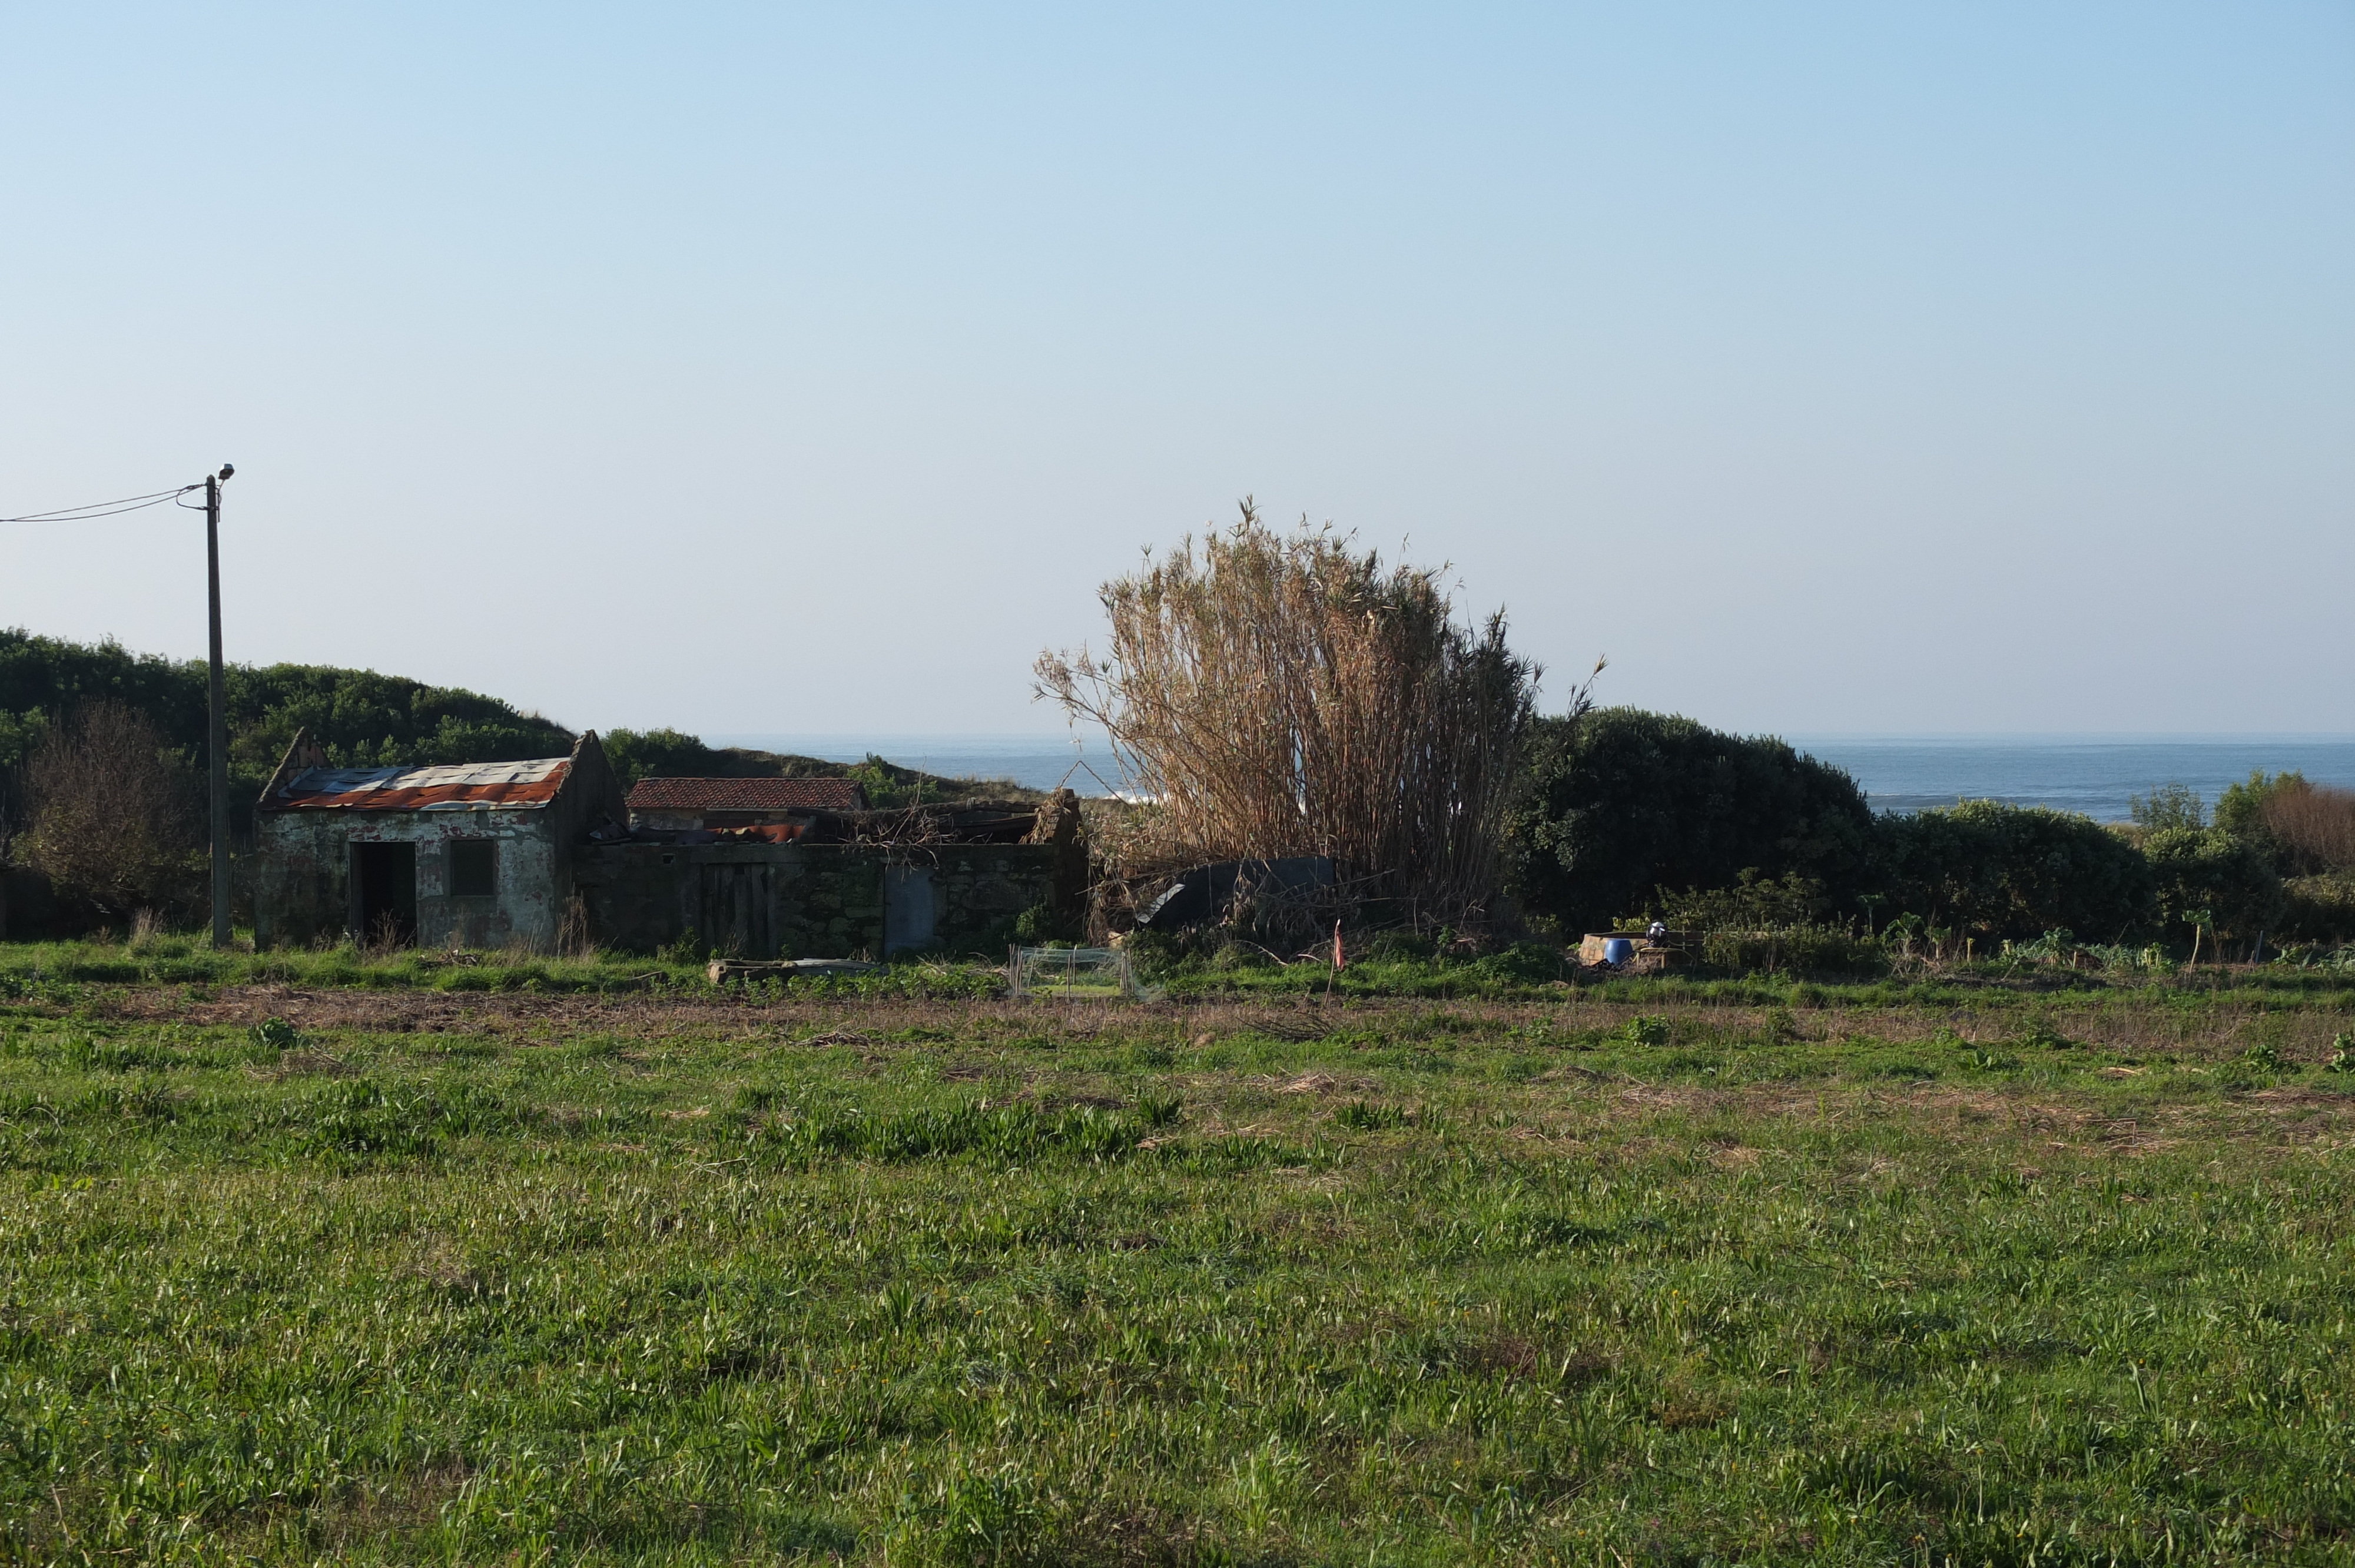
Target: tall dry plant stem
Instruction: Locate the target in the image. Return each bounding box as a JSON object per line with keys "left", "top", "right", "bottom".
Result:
{"left": 1036, "top": 502, "right": 1539, "bottom": 929}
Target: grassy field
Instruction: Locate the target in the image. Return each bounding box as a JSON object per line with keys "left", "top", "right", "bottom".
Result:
{"left": 2, "top": 944, "right": 2353, "bottom": 1564}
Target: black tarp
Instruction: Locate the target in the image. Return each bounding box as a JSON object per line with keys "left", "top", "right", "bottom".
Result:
{"left": 1136, "top": 856, "right": 1336, "bottom": 928}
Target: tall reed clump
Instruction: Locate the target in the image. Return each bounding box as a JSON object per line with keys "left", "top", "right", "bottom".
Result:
{"left": 1036, "top": 503, "right": 1540, "bottom": 931}
{"left": 2263, "top": 782, "right": 2355, "bottom": 874}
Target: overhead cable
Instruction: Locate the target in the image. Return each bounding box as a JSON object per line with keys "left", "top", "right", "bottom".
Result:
{"left": 0, "top": 484, "right": 203, "bottom": 524}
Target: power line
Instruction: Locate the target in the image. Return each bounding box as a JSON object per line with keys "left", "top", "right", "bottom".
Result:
{"left": 0, "top": 484, "right": 203, "bottom": 524}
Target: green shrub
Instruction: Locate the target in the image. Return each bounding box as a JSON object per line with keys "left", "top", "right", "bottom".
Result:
{"left": 1011, "top": 901, "right": 1079, "bottom": 945}
{"left": 2081, "top": 941, "right": 2171, "bottom": 974}
{"left": 1508, "top": 707, "right": 1875, "bottom": 934}
{"left": 1697, "top": 924, "right": 1884, "bottom": 976}
{"left": 1132, "top": 1093, "right": 1183, "bottom": 1129}
{"left": 1660, "top": 869, "right": 1827, "bottom": 931}
{"left": 2283, "top": 875, "right": 2355, "bottom": 943}
{"left": 2011, "top": 1021, "right": 2072, "bottom": 1052}
{"left": 598, "top": 726, "right": 722, "bottom": 784}
{"left": 1620, "top": 1015, "right": 1670, "bottom": 1047}
{"left": 0, "top": 629, "right": 575, "bottom": 840}
{"left": 2145, "top": 828, "right": 2285, "bottom": 954}
{"left": 1461, "top": 941, "right": 1573, "bottom": 985}
{"left": 1872, "top": 801, "right": 2154, "bottom": 943}
{"left": 1362, "top": 929, "right": 1438, "bottom": 962}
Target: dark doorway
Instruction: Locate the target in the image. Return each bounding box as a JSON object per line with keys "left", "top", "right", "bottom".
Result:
{"left": 699, "top": 863, "right": 777, "bottom": 959}
{"left": 352, "top": 842, "right": 418, "bottom": 946}
{"left": 884, "top": 865, "right": 936, "bottom": 955}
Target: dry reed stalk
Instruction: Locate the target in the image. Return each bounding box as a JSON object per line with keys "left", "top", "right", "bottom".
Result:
{"left": 557, "top": 895, "right": 598, "bottom": 962}
{"left": 2263, "top": 783, "right": 2355, "bottom": 873}
{"left": 1036, "top": 503, "right": 1538, "bottom": 930}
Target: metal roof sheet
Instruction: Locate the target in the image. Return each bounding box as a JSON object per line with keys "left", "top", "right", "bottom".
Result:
{"left": 626, "top": 776, "right": 866, "bottom": 812}
{"left": 269, "top": 758, "right": 570, "bottom": 812}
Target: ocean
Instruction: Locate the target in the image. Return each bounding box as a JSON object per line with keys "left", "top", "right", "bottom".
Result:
{"left": 709, "top": 732, "right": 2355, "bottom": 823}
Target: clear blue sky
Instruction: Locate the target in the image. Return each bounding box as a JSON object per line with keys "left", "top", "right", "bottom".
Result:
{"left": 3, "top": 3, "right": 2348, "bottom": 739}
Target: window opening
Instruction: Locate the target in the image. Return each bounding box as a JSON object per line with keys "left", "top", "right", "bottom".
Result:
{"left": 449, "top": 839, "right": 497, "bottom": 898}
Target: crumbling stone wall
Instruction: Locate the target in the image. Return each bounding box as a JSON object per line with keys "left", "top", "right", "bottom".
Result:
{"left": 573, "top": 842, "right": 1062, "bottom": 959}
{"left": 1026, "top": 788, "right": 1090, "bottom": 918}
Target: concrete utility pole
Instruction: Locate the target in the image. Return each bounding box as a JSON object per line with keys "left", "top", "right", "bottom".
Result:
{"left": 206, "top": 465, "right": 233, "bottom": 948}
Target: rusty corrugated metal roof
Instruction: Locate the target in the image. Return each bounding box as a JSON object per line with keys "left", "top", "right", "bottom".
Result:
{"left": 626, "top": 776, "right": 866, "bottom": 812}
{"left": 268, "top": 758, "right": 571, "bottom": 812}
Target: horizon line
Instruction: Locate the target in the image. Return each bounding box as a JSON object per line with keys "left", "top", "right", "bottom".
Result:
{"left": 703, "top": 729, "right": 2355, "bottom": 746}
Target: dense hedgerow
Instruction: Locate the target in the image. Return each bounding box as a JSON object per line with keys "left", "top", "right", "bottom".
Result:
{"left": 1508, "top": 712, "right": 2353, "bottom": 949}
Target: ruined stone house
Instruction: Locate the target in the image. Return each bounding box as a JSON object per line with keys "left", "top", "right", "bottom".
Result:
{"left": 574, "top": 790, "right": 1087, "bottom": 959}
{"left": 251, "top": 731, "right": 626, "bottom": 951}
{"left": 250, "top": 730, "right": 1089, "bottom": 958}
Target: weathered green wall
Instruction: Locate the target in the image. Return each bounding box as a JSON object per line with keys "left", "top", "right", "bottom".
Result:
{"left": 574, "top": 842, "right": 1060, "bottom": 958}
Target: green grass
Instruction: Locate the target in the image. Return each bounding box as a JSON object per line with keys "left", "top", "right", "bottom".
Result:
{"left": 2, "top": 954, "right": 2354, "bottom": 1562}
{"left": 0, "top": 935, "right": 1004, "bottom": 1005}
{"left": 11, "top": 933, "right": 2355, "bottom": 1012}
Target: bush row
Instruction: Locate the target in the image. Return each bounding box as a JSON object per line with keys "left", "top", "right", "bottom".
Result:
{"left": 1508, "top": 709, "right": 2352, "bottom": 951}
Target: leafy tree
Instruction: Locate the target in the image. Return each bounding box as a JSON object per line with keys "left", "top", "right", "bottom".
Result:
{"left": 1507, "top": 707, "right": 1875, "bottom": 935}
{"left": 2215, "top": 769, "right": 2304, "bottom": 839}
{"left": 223, "top": 662, "right": 574, "bottom": 772}
{"left": 2, "top": 629, "right": 575, "bottom": 774}
{"left": 1872, "top": 800, "right": 2154, "bottom": 943}
{"left": 0, "top": 709, "right": 50, "bottom": 774}
{"left": 595, "top": 728, "right": 723, "bottom": 786}
{"left": 2213, "top": 769, "right": 2355, "bottom": 882}
{"left": 2, "top": 630, "right": 576, "bottom": 842}
{"left": 0, "top": 633, "right": 203, "bottom": 750}
{"left": 601, "top": 729, "right": 1022, "bottom": 805}
{"left": 2129, "top": 782, "right": 2205, "bottom": 832}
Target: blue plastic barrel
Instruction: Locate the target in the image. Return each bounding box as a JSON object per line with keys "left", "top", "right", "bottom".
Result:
{"left": 1603, "top": 937, "right": 1636, "bottom": 966}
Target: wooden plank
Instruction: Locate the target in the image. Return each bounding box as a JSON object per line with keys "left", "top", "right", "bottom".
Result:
{"left": 706, "top": 958, "right": 882, "bottom": 983}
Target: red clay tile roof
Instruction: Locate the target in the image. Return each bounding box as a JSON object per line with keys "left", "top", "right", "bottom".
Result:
{"left": 269, "top": 758, "right": 570, "bottom": 811}
{"left": 626, "top": 776, "right": 865, "bottom": 813}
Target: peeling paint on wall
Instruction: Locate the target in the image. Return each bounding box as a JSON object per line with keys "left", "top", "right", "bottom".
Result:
{"left": 251, "top": 729, "right": 626, "bottom": 952}
{"left": 253, "top": 809, "right": 563, "bottom": 949}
